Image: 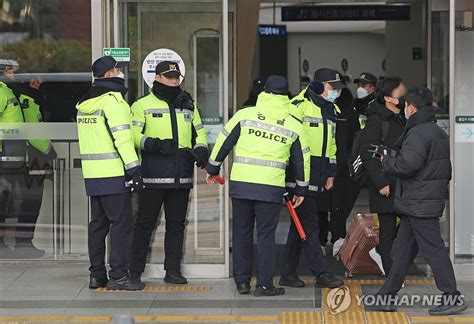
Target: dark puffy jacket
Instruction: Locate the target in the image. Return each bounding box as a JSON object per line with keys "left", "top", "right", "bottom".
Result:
{"left": 358, "top": 102, "right": 406, "bottom": 213}
{"left": 382, "top": 106, "right": 451, "bottom": 218}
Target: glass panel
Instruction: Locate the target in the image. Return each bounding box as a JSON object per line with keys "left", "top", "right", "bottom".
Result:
{"left": 453, "top": 0, "right": 474, "bottom": 264}
{"left": 120, "top": 0, "right": 226, "bottom": 265}
{"left": 0, "top": 0, "right": 91, "bottom": 260}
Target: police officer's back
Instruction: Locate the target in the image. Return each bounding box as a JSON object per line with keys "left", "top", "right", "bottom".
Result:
{"left": 207, "top": 76, "right": 310, "bottom": 297}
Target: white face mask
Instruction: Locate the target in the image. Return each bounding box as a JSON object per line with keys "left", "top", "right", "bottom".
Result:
{"left": 324, "top": 89, "right": 340, "bottom": 103}
{"left": 117, "top": 71, "right": 125, "bottom": 80}
{"left": 356, "top": 87, "right": 369, "bottom": 99}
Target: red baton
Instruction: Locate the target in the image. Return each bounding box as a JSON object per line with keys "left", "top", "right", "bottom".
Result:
{"left": 283, "top": 192, "right": 307, "bottom": 241}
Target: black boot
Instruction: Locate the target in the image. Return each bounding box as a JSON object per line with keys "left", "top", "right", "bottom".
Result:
{"left": 236, "top": 281, "right": 251, "bottom": 294}
{"left": 89, "top": 276, "right": 108, "bottom": 289}
{"left": 129, "top": 271, "right": 146, "bottom": 290}
{"left": 107, "top": 274, "right": 144, "bottom": 291}
{"left": 429, "top": 294, "right": 468, "bottom": 316}
{"left": 279, "top": 273, "right": 305, "bottom": 288}
{"left": 254, "top": 285, "right": 285, "bottom": 297}
{"left": 316, "top": 272, "right": 344, "bottom": 288}
{"left": 164, "top": 270, "right": 187, "bottom": 284}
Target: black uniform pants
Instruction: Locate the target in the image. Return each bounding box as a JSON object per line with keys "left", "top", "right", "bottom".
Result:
{"left": 378, "top": 215, "right": 458, "bottom": 296}
{"left": 0, "top": 172, "right": 43, "bottom": 242}
{"left": 318, "top": 210, "right": 351, "bottom": 246}
{"left": 282, "top": 196, "right": 328, "bottom": 277}
{"left": 377, "top": 212, "right": 398, "bottom": 276}
{"left": 232, "top": 198, "right": 280, "bottom": 287}
{"left": 89, "top": 193, "right": 133, "bottom": 279}
{"left": 131, "top": 188, "right": 190, "bottom": 274}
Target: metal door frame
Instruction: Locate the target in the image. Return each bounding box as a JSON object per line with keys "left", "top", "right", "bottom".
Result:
{"left": 102, "top": 0, "right": 230, "bottom": 278}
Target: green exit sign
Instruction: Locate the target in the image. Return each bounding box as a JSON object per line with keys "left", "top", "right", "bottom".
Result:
{"left": 103, "top": 48, "right": 130, "bottom": 61}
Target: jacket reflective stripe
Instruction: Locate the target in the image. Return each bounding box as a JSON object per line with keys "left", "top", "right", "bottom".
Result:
{"left": 0, "top": 156, "right": 25, "bottom": 162}
{"left": 194, "top": 124, "right": 204, "bottom": 130}
{"left": 296, "top": 179, "right": 309, "bottom": 187}
{"left": 140, "top": 136, "right": 149, "bottom": 149}
{"left": 77, "top": 110, "right": 105, "bottom": 117}
{"left": 240, "top": 120, "right": 298, "bottom": 140}
{"left": 303, "top": 117, "right": 323, "bottom": 123}
{"left": 7, "top": 97, "right": 18, "bottom": 105}
{"left": 330, "top": 158, "right": 337, "bottom": 164}
{"left": 133, "top": 121, "right": 145, "bottom": 127}
{"left": 143, "top": 178, "right": 193, "bottom": 184}
{"left": 208, "top": 159, "right": 222, "bottom": 166}
{"left": 286, "top": 182, "right": 318, "bottom": 192}
{"left": 110, "top": 124, "right": 131, "bottom": 133}
{"left": 302, "top": 147, "right": 310, "bottom": 154}
{"left": 221, "top": 129, "right": 230, "bottom": 137}
{"left": 327, "top": 120, "right": 336, "bottom": 126}
{"left": 193, "top": 143, "right": 207, "bottom": 149}
{"left": 234, "top": 156, "right": 287, "bottom": 170}
{"left": 144, "top": 108, "right": 170, "bottom": 115}
{"left": 81, "top": 152, "right": 120, "bottom": 160}
{"left": 124, "top": 160, "right": 140, "bottom": 170}
{"left": 177, "top": 109, "right": 194, "bottom": 116}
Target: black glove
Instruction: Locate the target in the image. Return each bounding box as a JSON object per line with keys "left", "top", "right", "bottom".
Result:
{"left": 193, "top": 146, "right": 209, "bottom": 169}
{"left": 126, "top": 166, "right": 145, "bottom": 193}
{"left": 144, "top": 138, "right": 177, "bottom": 155}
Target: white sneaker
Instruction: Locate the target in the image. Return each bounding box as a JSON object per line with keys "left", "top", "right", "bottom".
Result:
{"left": 321, "top": 245, "right": 326, "bottom": 256}
{"left": 369, "top": 247, "right": 385, "bottom": 276}
{"left": 332, "top": 238, "right": 345, "bottom": 257}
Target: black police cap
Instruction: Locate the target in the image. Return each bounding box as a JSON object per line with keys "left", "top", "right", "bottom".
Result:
{"left": 92, "top": 56, "right": 128, "bottom": 78}
{"left": 155, "top": 61, "right": 183, "bottom": 78}
{"left": 354, "top": 72, "right": 378, "bottom": 85}
{"left": 313, "top": 68, "right": 346, "bottom": 90}
{"left": 264, "top": 75, "right": 288, "bottom": 95}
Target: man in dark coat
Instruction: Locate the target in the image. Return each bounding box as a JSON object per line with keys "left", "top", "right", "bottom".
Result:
{"left": 375, "top": 87, "right": 466, "bottom": 316}
{"left": 358, "top": 76, "right": 406, "bottom": 276}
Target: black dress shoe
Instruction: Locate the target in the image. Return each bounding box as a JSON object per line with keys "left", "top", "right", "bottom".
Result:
{"left": 316, "top": 272, "right": 344, "bottom": 288}
{"left": 89, "top": 276, "right": 108, "bottom": 289}
{"left": 164, "top": 271, "right": 188, "bottom": 284}
{"left": 429, "top": 294, "right": 467, "bottom": 316}
{"left": 105, "top": 274, "right": 145, "bottom": 291}
{"left": 129, "top": 271, "right": 146, "bottom": 290}
{"left": 254, "top": 285, "right": 285, "bottom": 297}
{"left": 236, "top": 281, "right": 251, "bottom": 294}
{"left": 279, "top": 273, "right": 305, "bottom": 288}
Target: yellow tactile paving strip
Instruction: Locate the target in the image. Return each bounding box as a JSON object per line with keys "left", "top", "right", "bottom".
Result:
{"left": 250, "top": 277, "right": 435, "bottom": 286}
{"left": 96, "top": 285, "right": 213, "bottom": 292}
{"left": 1, "top": 313, "right": 474, "bottom": 323}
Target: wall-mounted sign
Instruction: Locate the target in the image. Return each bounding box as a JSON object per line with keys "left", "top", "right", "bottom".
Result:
{"left": 141, "top": 48, "right": 185, "bottom": 88}
{"left": 259, "top": 25, "right": 287, "bottom": 37}
{"left": 282, "top": 5, "right": 411, "bottom": 22}
{"left": 103, "top": 48, "right": 130, "bottom": 62}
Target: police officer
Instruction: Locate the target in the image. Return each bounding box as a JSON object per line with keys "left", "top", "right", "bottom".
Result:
{"left": 76, "top": 56, "right": 144, "bottom": 291}
{"left": 13, "top": 77, "right": 57, "bottom": 258}
{"left": 207, "top": 75, "right": 310, "bottom": 297}
{"left": 280, "top": 68, "right": 344, "bottom": 289}
{"left": 0, "top": 77, "right": 25, "bottom": 258}
{"left": 129, "top": 61, "right": 208, "bottom": 286}
{"left": 353, "top": 72, "right": 378, "bottom": 129}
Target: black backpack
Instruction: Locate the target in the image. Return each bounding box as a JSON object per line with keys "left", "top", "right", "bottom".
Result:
{"left": 348, "top": 120, "right": 389, "bottom": 183}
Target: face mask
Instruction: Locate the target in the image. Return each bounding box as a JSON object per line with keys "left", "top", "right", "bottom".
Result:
{"left": 117, "top": 71, "right": 125, "bottom": 80}
{"left": 395, "top": 95, "right": 406, "bottom": 110}
{"left": 324, "top": 89, "right": 339, "bottom": 103}
{"left": 356, "top": 87, "right": 369, "bottom": 99}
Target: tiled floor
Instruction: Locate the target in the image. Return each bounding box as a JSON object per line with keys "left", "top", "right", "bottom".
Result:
{"left": 0, "top": 264, "right": 473, "bottom": 323}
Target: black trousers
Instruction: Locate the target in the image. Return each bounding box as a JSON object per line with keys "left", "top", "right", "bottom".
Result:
{"left": 232, "top": 198, "right": 281, "bottom": 287}
{"left": 378, "top": 215, "right": 458, "bottom": 296}
{"left": 131, "top": 188, "right": 190, "bottom": 273}
{"left": 282, "top": 196, "right": 328, "bottom": 277}
{"left": 0, "top": 172, "right": 43, "bottom": 242}
{"left": 89, "top": 193, "right": 133, "bottom": 279}
{"left": 318, "top": 210, "right": 351, "bottom": 246}
{"left": 377, "top": 212, "right": 398, "bottom": 276}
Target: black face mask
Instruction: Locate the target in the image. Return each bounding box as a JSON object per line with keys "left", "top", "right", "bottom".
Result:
{"left": 396, "top": 95, "right": 406, "bottom": 110}
{"left": 153, "top": 80, "right": 181, "bottom": 103}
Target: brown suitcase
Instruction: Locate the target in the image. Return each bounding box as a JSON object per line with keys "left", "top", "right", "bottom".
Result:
{"left": 338, "top": 213, "right": 383, "bottom": 278}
